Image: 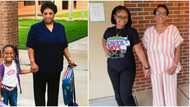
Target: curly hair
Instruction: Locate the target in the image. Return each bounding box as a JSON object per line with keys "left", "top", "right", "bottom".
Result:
{"left": 2, "top": 45, "right": 17, "bottom": 57}
{"left": 40, "top": 1, "right": 57, "bottom": 14}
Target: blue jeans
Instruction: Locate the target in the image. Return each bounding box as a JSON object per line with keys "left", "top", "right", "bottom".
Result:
{"left": 1, "top": 87, "right": 17, "bottom": 106}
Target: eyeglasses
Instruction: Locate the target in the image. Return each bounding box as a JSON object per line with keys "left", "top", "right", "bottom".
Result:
{"left": 155, "top": 11, "right": 167, "bottom": 17}
{"left": 115, "top": 15, "right": 128, "bottom": 20}
{"left": 43, "top": 12, "right": 54, "bottom": 16}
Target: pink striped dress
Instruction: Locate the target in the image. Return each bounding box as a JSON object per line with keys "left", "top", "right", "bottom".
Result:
{"left": 142, "top": 24, "right": 183, "bottom": 74}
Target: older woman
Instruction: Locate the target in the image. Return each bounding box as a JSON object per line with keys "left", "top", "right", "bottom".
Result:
{"left": 142, "top": 4, "right": 183, "bottom": 106}
{"left": 26, "top": 1, "right": 76, "bottom": 106}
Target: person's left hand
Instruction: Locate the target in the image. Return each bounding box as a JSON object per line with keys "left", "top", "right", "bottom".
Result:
{"left": 166, "top": 64, "right": 177, "bottom": 75}
{"left": 68, "top": 58, "right": 77, "bottom": 68}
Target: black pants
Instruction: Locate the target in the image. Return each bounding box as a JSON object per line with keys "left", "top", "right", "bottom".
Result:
{"left": 33, "top": 71, "right": 61, "bottom": 106}
{"left": 108, "top": 65, "right": 136, "bottom": 106}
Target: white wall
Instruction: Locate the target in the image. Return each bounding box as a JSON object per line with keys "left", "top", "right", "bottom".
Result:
{"left": 89, "top": 1, "right": 124, "bottom": 99}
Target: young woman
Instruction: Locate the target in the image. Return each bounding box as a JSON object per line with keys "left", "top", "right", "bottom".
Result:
{"left": 102, "top": 5, "right": 150, "bottom": 106}
{"left": 142, "top": 4, "right": 183, "bottom": 106}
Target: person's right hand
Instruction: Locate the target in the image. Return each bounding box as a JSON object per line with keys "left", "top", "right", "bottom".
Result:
{"left": 144, "top": 70, "right": 150, "bottom": 79}
{"left": 31, "top": 62, "right": 39, "bottom": 73}
{"left": 143, "top": 67, "right": 150, "bottom": 79}
{"left": 104, "top": 47, "right": 111, "bottom": 55}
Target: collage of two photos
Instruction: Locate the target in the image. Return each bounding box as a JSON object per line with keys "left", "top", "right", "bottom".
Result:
{"left": 0, "top": 0, "right": 189, "bottom": 106}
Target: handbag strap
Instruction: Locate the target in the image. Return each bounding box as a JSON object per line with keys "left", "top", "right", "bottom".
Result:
{"left": 72, "top": 70, "right": 76, "bottom": 102}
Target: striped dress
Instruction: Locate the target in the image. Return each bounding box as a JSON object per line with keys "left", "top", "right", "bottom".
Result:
{"left": 142, "top": 24, "right": 183, "bottom": 106}
{"left": 143, "top": 24, "right": 183, "bottom": 74}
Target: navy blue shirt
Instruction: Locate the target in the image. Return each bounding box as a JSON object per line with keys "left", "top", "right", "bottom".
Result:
{"left": 26, "top": 21, "right": 68, "bottom": 72}
{"left": 103, "top": 26, "right": 140, "bottom": 71}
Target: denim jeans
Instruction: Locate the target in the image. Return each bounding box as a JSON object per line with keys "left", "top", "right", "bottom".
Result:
{"left": 1, "top": 87, "right": 17, "bottom": 106}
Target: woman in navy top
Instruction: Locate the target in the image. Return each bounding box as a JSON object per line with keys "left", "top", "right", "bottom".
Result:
{"left": 102, "top": 6, "right": 150, "bottom": 106}
{"left": 26, "top": 1, "right": 76, "bottom": 106}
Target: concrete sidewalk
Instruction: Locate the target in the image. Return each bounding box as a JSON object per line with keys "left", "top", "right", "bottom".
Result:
{"left": 90, "top": 84, "right": 189, "bottom": 106}
{"left": 18, "top": 37, "right": 88, "bottom": 106}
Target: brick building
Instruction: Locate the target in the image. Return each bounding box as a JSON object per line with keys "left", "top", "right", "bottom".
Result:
{"left": 0, "top": 1, "right": 18, "bottom": 49}
{"left": 18, "top": 0, "right": 88, "bottom": 17}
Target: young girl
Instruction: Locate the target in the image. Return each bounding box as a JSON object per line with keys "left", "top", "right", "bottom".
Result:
{"left": 0, "top": 45, "right": 31, "bottom": 106}
{"left": 102, "top": 5, "right": 150, "bottom": 106}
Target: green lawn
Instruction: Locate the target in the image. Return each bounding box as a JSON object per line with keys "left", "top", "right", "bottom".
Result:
{"left": 55, "top": 10, "right": 88, "bottom": 18}
{"left": 19, "top": 19, "right": 88, "bottom": 49}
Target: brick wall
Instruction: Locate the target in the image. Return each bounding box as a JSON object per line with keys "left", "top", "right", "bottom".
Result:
{"left": 124, "top": 1, "right": 189, "bottom": 91}
{"left": 18, "top": 1, "right": 36, "bottom": 16}
{"left": 0, "top": 1, "right": 18, "bottom": 49}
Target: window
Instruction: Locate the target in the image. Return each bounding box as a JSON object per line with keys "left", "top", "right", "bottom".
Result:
{"left": 74, "top": 0, "right": 77, "bottom": 9}
{"left": 38, "top": 1, "right": 45, "bottom": 5}
{"left": 24, "top": 1, "right": 35, "bottom": 6}
{"left": 62, "top": 1, "right": 68, "bottom": 9}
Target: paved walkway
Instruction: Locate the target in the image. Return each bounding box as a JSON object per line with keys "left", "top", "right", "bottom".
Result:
{"left": 18, "top": 37, "right": 88, "bottom": 106}
{"left": 90, "top": 84, "right": 189, "bottom": 106}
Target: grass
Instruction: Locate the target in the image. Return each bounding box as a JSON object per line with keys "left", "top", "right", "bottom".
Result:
{"left": 18, "top": 19, "right": 88, "bottom": 49}
{"left": 55, "top": 10, "right": 88, "bottom": 18}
